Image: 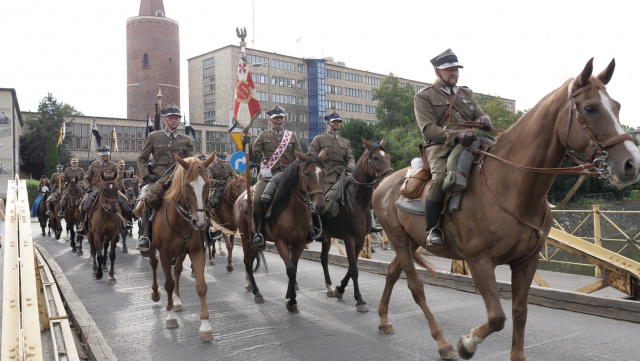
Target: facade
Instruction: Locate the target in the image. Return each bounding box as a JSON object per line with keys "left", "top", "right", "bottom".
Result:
{"left": 0, "top": 88, "right": 24, "bottom": 197}
{"left": 126, "top": 0, "right": 180, "bottom": 120}
{"left": 188, "top": 45, "right": 516, "bottom": 149}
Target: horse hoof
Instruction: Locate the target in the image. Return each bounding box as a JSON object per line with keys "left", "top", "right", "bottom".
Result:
{"left": 122, "top": 246, "right": 128, "bottom": 253}
{"left": 457, "top": 337, "right": 476, "bottom": 360}
{"left": 199, "top": 330, "right": 213, "bottom": 343}
{"left": 151, "top": 292, "right": 161, "bottom": 303}
{"left": 326, "top": 284, "right": 336, "bottom": 297}
{"left": 335, "top": 290, "right": 344, "bottom": 299}
{"left": 173, "top": 304, "right": 183, "bottom": 312}
{"left": 41, "top": 232, "right": 45, "bottom": 236}
{"left": 438, "top": 344, "right": 458, "bottom": 360}
{"left": 254, "top": 296, "right": 265, "bottom": 304}
{"left": 77, "top": 250, "right": 83, "bottom": 256}
{"left": 245, "top": 283, "right": 252, "bottom": 292}
{"left": 378, "top": 324, "right": 395, "bottom": 334}
{"left": 286, "top": 301, "right": 299, "bottom": 313}
{"left": 226, "top": 265, "right": 234, "bottom": 272}
{"left": 108, "top": 278, "right": 117, "bottom": 285}
{"left": 295, "top": 284, "right": 300, "bottom": 291}
{"left": 165, "top": 318, "right": 179, "bottom": 329}
{"left": 71, "top": 247, "right": 77, "bottom": 253}
{"left": 139, "top": 251, "right": 150, "bottom": 258}
{"left": 209, "top": 260, "right": 215, "bottom": 266}
{"left": 220, "top": 251, "right": 226, "bottom": 256}
{"left": 356, "top": 304, "right": 369, "bottom": 313}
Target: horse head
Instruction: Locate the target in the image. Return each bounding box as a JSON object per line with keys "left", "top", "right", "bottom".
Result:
{"left": 172, "top": 152, "right": 216, "bottom": 230}
{"left": 99, "top": 170, "right": 119, "bottom": 214}
{"left": 360, "top": 138, "right": 393, "bottom": 182}
{"left": 295, "top": 149, "right": 326, "bottom": 215}
{"left": 563, "top": 58, "right": 640, "bottom": 185}
{"left": 67, "top": 176, "right": 81, "bottom": 196}
{"left": 228, "top": 173, "right": 247, "bottom": 199}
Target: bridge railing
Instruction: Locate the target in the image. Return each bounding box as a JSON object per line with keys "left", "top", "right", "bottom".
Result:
{"left": 2, "top": 177, "right": 79, "bottom": 361}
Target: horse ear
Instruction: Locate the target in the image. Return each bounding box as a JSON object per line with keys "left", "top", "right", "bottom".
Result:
{"left": 174, "top": 153, "right": 190, "bottom": 169}
{"left": 203, "top": 151, "right": 217, "bottom": 168}
{"left": 596, "top": 58, "right": 615, "bottom": 85}
{"left": 575, "top": 58, "right": 594, "bottom": 88}
{"left": 317, "top": 148, "right": 327, "bottom": 160}
{"left": 362, "top": 138, "right": 372, "bottom": 149}
{"left": 295, "top": 151, "right": 309, "bottom": 162}
{"left": 380, "top": 139, "right": 386, "bottom": 148}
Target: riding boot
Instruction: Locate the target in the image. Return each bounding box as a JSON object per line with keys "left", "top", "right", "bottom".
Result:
{"left": 136, "top": 208, "right": 152, "bottom": 252}
{"left": 252, "top": 212, "right": 266, "bottom": 250}
{"left": 45, "top": 202, "right": 51, "bottom": 216}
{"left": 58, "top": 197, "right": 66, "bottom": 217}
{"left": 76, "top": 209, "right": 87, "bottom": 236}
{"left": 370, "top": 224, "right": 383, "bottom": 233}
{"left": 118, "top": 197, "right": 133, "bottom": 228}
{"left": 425, "top": 200, "right": 444, "bottom": 247}
{"left": 312, "top": 214, "right": 327, "bottom": 243}
{"left": 208, "top": 224, "right": 222, "bottom": 246}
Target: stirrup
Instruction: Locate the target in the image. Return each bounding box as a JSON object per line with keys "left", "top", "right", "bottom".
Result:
{"left": 252, "top": 233, "right": 265, "bottom": 249}
{"left": 76, "top": 226, "right": 86, "bottom": 236}
{"left": 311, "top": 228, "right": 326, "bottom": 242}
{"left": 426, "top": 227, "right": 444, "bottom": 248}
{"left": 136, "top": 237, "right": 150, "bottom": 252}
{"left": 58, "top": 210, "right": 64, "bottom": 217}
{"left": 370, "top": 225, "right": 383, "bottom": 233}
{"left": 46, "top": 210, "right": 51, "bottom": 216}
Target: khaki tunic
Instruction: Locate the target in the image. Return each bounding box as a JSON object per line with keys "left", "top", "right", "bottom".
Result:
{"left": 309, "top": 133, "right": 355, "bottom": 193}
{"left": 83, "top": 160, "right": 119, "bottom": 191}
{"left": 414, "top": 81, "right": 487, "bottom": 201}
{"left": 137, "top": 130, "right": 194, "bottom": 180}
{"left": 63, "top": 167, "right": 85, "bottom": 184}
{"left": 50, "top": 172, "right": 64, "bottom": 193}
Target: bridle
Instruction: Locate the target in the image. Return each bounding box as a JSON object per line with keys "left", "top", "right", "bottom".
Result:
{"left": 292, "top": 160, "right": 324, "bottom": 209}
{"left": 99, "top": 179, "right": 119, "bottom": 213}
{"left": 170, "top": 166, "right": 209, "bottom": 231}
{"left": 349, "top": 144, "right": 393, "bottom": 188}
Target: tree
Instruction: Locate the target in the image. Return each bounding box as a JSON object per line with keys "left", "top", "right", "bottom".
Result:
{"left": 475, "top": 94, "right": 523, "bottom": 131}
{"left": 372, "top": 73, "right": 416, "bottom": 131}
{"left": 339, "top": 119, "right": 381, "bottom": 161}
{"left": 19, "top": 93, "right": 82, "bottom": 178}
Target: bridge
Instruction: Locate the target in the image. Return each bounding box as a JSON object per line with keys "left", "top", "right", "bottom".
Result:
{"left": 2, "top": 183, "right": 640, "bottom": 360}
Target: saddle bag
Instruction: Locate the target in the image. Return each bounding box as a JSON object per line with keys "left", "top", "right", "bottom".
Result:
{"left": 443, "top": 139, "right": 481, "bottom": 192}
{"left": 145, "top": 182, "right": 165, "bottom": 211}
{"left": 399, "top": 167, "right": 431, "bottom": 199}
{"left": 323, "top": 179, "right": 342, "bottom": 218}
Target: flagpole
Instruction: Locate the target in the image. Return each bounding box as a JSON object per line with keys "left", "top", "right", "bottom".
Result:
{"left": 237, "top": 27, "right": 253, "bottom": 236}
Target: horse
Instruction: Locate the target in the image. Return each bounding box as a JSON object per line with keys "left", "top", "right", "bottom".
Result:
{"left": 117, "top": 177, "right": 139, "bottom": 252}
{"left": 36, "top": 191, "right": 50, "bottom": 237}
{"left": 48, "top": 199, "right": 63, "bottom": 240}
{"left": 86, "top": 170, "right": 123, "bottom": 284}
{"left": 235, "top": 150, "right": 326, "bottom": 312}
{"left": 148, "top": 153, "right": 216, "bottom": 343}
{"left": 319, "top": 139, "right": 393, "bottom": 312}
{"left": 372, "top": 58, "right": 640, "bottom": 361}
{"left": 208, "top": 173, "right": 247, "bottom": 271}
{"left": 63, "top": 177, "right": 84, "bottom": 254}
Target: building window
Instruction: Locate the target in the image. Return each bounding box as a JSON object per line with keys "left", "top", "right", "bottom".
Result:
{"left": 203, "top": 57, "right": 215, "bottom": 67}
{"left": 142, "top": 53, "right": 149, "bottom": 70}
{"left": 326, "top": 85, "right": 342, "bottom": 95}
{"left": 326, "top": 69, "right": 341, "bottom": 79}
{"left": 344, "top": 103, "right": 362, "bottom": 112}
{"left": 365, "top": 105, "right": 377, "bottom": 114}
{"left": 155, "top": 11, "right": 164, "bottom": 17}
{"left": 205, "top": 131, "right": 234, "bottom": 154}
{"left": 364, "top": 90, "right": 372, "bottom": 99}
{"left": 193, "top": 130, "right": 202, "bottom": 153}
{"left": 344, "top": 72, "right": 362, "bottom": 83}
{"left": 326, "top": 101, "right": 342, "bottom": 110}
{"left": 68, "top": 123, "right": 89, "bottom": 151}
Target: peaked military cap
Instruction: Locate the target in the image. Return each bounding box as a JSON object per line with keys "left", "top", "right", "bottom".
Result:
{"left": 97, "top": 146, "right": 111, "bottom": 155}
{"left": 431, "top": 48, "right": 464, "bottom": 69}
{"left": 198, "top": 154, "right": 207, "bottom": 160}
{"left": 162, "top": 103, "right": 182, "bottom": 117}
{"left": 324, "top": 111, "right": 342, "bottom": 122}
{"left": 127, "top": 167, "right": 135, "bottom": 172}
{"left": 117, "top": 160, "right": 125, "bottom": 165}
{"left": 217, "top": 153, "right": 227, "bottom": 161}
{"left": 267, "top": 105, "right": 286, "bottom": 118}
{"left": 70, "top": 157, "right": 78, "bottom": 163}
{"left": 56, "top": 164, "right": 64, "bottom": 169}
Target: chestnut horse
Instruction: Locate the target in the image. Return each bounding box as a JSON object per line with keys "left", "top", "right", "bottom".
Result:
{"left": 208, "top": 173, "right": 247, "bottom": 271}
{"left": 372, "top": 58, "right": 640, "bottom": 360}
{"left": 63, "top": 177, "right": 84, "bottom": 254}
{"left": 235, "top": 151, "right": 326, "bottom": 312}
{"left": 148, "top": 153, "right": 216, "bottom": 342}
{"left": 319, "top": 139, "right": 392, "bottom": 312}
{"left": 86, "top": 171, "right": 122, "bottom": 284}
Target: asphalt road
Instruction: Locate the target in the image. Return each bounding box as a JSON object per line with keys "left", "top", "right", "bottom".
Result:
{"left": 3, "top": 219, "right": 640, "bottom": 361}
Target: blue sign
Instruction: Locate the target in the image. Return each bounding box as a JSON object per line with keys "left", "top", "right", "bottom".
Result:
{"left": 230, "top": 151, "right": 247, "bottom": 172}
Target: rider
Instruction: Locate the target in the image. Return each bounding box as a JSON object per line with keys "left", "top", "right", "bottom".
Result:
{"left": 206, "top": 153, "right": 237, "bottom": 211}
{"left": 45, "top": 164, "right": 64, "bottom": 216}
{"left": 414, "top": 48, "right": 492, "bottom": 247}
{"left": 76, "top": 146, "right": 129, "bottom": 236}
{"left": 136, "top": 103, "right": 194, "bottom": 252}
{"left": 58, "top": 157, "right": 86, "bottom": 217}
{"left": 242, "top": 105, "right": 303, "bottom": 249}
{"left": 116, "top": 160, "right": 126, "bottom": 181}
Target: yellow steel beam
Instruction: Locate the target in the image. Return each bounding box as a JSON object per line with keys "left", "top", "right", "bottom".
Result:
{"left": 2, "top": 179, "right": 21, "bottom": 360}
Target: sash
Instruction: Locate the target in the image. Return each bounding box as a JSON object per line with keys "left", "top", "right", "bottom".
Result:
{"left": 260, "top": 130, "right": 292, "bottom": 178}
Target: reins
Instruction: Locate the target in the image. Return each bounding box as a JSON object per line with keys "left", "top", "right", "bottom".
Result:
{"left": 349, "top": 144, "right": 393, "bottom": 189}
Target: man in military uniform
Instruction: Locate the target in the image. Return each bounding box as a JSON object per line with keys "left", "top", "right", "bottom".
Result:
{"left": 45, "top": 164, "right": 64, "bottom": 216}
{"left": 415, "top": 48, "right": 492, "bottom": 247}
{"left": 58, "top": 157, "right": 86, "bottom": 217}
{"left": 136, "top": 103, "right": 194, "bottom": 252}
{"left": 125, "top": 167, "right": 139, "bottom": 183}
{"left": 241, "top": 105, "right": 303, "bottom": 249}
{"left": 310, "top": 111, "right": 355, "bottom": 194}
{"left": 76, "top": 146, "right": 123, "bottom": 235}
{"left": 116, "top": 160, "right": 126, "bottom": 181}
{"left": 207, "top": 153, "right": 237, "bottom": 210}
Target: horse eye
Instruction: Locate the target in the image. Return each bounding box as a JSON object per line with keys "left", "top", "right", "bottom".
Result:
{"left": 584, "top": 104, "right": 598, "bottom": 114}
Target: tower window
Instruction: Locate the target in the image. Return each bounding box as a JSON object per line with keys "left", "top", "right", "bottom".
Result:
{"left": 143, "top": 53, "right": 149, "bottom": 69}
{"left": 156, "top": 11, "right": 164, "bottom": 17}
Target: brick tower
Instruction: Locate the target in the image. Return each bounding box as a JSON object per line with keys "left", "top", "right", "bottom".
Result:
{"left": 126, "top": 0, "right": 180, "bottom": 120}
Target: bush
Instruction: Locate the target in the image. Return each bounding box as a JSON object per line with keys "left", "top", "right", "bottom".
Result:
{"left": 26, "top": 176, "right": 40, "bottom": 205}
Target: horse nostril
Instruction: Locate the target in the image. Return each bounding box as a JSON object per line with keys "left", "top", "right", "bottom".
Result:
{"left": 624, "top": 158, "right": 639, "bottom": 175}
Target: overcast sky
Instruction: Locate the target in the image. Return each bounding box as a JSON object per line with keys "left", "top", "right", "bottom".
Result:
{"left": 3, "top": 0, "right": 640, "bottom": 128}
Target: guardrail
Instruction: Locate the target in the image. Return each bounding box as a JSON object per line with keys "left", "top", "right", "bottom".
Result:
{"left": 2, "top": 177, "right": 79, "bottom": 361}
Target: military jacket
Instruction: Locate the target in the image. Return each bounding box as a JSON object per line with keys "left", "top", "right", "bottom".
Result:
{"left": 207, "top": 161, "right": 236, "bottom": 183}
{"left": 415, "top": 81, "right": 487, "bottom": 158}
{"left": 83, "top": 160, "right": 119, "bottom": 191}
{"left": 309, "top": 133, "right": 355, "bottom": 191}
{"left": 62, "top": 167, "right": 85, "bottom": 184}
{"left": 248, "top": 129, "right": 303, "bottom": 181}
{"left": 137, "top": 130, "right": 194, "bottom": 180}
{"left": 50, "top": 172, "right": 64, "bottom": 193}
{"left": 116, "top": 168, "right": 127, "bottom": 182}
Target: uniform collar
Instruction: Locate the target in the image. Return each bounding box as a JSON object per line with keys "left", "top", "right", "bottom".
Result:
{"left": 436, "top": 80, "right": 458, "bottom": 95}
{"left": 100, "top": 160, "right": 110, "bottom": 166}
{"left": 271, "top": 129, "right": 284, "bottom": 136}
{"left": 328, "top": 133, "right": 339, "bottom": 140}
{"left": 165, "top": 129, "right": 179, "bottom": 139}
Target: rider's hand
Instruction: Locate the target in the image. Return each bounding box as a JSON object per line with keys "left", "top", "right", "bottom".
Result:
{"left": 242, "top": 135, "right": 251, "bottom": 146}
{"left": 345, "top": 166, "right": 355, "bottom": 174}
{"left": 144, "top": 173, "right": 159, "bottom": 184}
{"left": 455, "top": 129, "right": 477, "bottom": 147}
{"left": 478, "top": 116, "right": 493, "bottom": 131}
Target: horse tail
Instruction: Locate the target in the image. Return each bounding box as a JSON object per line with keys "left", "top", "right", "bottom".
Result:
{"left": 412, "top": 250, "right": 437, "bottom": 276}
{"left": 252, "top": 250, "right": 268, "bottom": 274}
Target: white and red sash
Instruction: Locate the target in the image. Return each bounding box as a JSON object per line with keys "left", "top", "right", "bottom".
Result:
{"left": 260, "top": 130, "right": 292, "bottom": 178}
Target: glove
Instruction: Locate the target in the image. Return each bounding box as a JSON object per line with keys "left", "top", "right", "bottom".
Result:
{"left": 84, "top": 186, "right": 92, "bottom": 193}
{"left": 455, "top": 129, "right": 477, "bottom": 147}
{"left": 144, "top": 173, "right": 159, "bottom": 184}
{"left": 478, "top": 116, "right": 493, "bottom": 131}
{"left": 242, "top": 135, "right": 251, "bottom": 146}
{"left": 345, "top": 166, "right": 355, "bottom": 174}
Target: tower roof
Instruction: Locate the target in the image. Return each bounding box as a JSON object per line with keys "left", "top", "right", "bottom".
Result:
{"left": 138, "top": 0, "right": 166, "bottom": 17}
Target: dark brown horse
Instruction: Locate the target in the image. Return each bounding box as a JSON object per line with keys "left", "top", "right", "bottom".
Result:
{"left": 235, "top": 151, "right": 326, "bottom": 312}
{"left": 372, "top": 59, "right": 640, "bottom": 360}
{"left": 148, "top": 153, "right": 216, "bottom": 342}
{"left": 86, "top": 171, "right": 122, "bottom": 284}
{"left": 49, "top": 200, "right": 63, "bottom": 240}
{"left": 208, "top": 173, "right": 247, "bottom": 271}
{"left": 37, "top": 190, "right": 50, "bottom": 237}
{"left": 319, "top": 139, "right": 392, "bottom": 312}
{"left": 63, "top": 177, "right": 84, "bottom": 254}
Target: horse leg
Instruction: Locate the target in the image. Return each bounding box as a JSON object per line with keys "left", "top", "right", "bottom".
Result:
{"left": 159, "top": 252, "right": 178, "bottom": 329}
{"left": 508, "top": 254, "right": 540, "bottom": 361}
{"left": 89, "top": 235, "right": 101, "bottom": 280}
{"left": 70, "top": 227, "right": 77, "bottom": 252}
{"left": 378, "top": 255, "right": 402, "bottom": 334}
{"left": 457, "top": 258, "right": 506, "bottom": 360}
{"left": 335, "top": 240, "right": 355, "bottom": 299}
{"left": 282, "top": 243, "right": 303, "bottom": 313}
{"left": 190, "top": 250, "right": 212, "bottom": 343}
{"left": 108, "top": 237, "right": 117, "bottom": 285}
{"left": 120, "top": 226, "right": 128, "bottom": 253}
{"left": 149, "top": 246, "right": 160, "bottom": 302}
{"left": 350, "top": 236, "right": 368, "bottom": 312}
{"left": 225, "top": 235, "right": 234, "bottom": 272}
{"left": 243, "top": 244, "right": 263, "bottom": 302}
{"left": 101, "top": 242, "right": 108, "bottom": 271}
{"left": 320, "top": 240, "right": 335, "bottom": 297}
{"left": 76, "top": 236, "right": 84, "bottom": 256}
{"left": 172, "top": 255, "right": 185, "bottom": 312}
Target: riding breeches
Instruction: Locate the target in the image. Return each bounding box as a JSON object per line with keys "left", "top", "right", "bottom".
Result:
{"left": 426, "top": 156, "right": 447, "bottom": 202}
{"left": 252, "top": 179, "right": 268, "bottom": 214}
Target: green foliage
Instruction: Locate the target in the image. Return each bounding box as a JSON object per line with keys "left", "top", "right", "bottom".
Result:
{"left": 300, "top": 142, "right": 308, "bottom": 154}
{"left": 475, "top": 94, "right": 523, "bottom": 131}
{"left": 372, "top": 73, "right": 416, "bottom": 131}
{"left": 19, "top": 93, "right": 81, "bottom": 178}
{"left": 26, "top": 176, "right": 40, "bottom": 205}
{"left": 44, "top": 134, "right": 59, "bottom": 178}
{"left": 382, "top": 127, "right": 423, "bottom": 170}
{"left": 340, "top": 119, "right": 381, "bottom": 160}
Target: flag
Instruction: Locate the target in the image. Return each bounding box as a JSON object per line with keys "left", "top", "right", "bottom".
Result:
{"left": 91, "top": 118, "right": 102, "bottom": 147}
{"left": 296, "top": 37, "right": 301, "bottom": 43}
{"left": 184, "top": 117, "right": 196, "bottom": 140}
{"left": 112, "top": 127, "right": 118, "bottom": 152}
{"left": 145, "top": 114, "right": 154, "bottom": 138}
{"left": 233, "top": 50, "right": 261, "bottom": 129}
{"left": 56, "top": 122, "right": 65, "bottom": 147}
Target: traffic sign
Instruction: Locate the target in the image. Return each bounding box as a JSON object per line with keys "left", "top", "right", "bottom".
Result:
{"left": 231, "top": 133, "right": 244, "bottom": 150}
{"left": 230, "top": 151, "right": 247, "bottom": 172}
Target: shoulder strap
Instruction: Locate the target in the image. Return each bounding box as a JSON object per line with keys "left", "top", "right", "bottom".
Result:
{"left": 264, "top": 131, "right": 291, "bottom": 161}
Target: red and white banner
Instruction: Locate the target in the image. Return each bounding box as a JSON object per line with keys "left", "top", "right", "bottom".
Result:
{"left": 233, "top": 50, "right": 261, "bottom": 130}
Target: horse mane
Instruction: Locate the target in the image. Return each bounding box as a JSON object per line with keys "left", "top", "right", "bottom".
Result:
{"left": 270, "top": 154, "right": 325, "bottom": 220}
{"left": 165, "top": 157, "right": 202, "bottom": 203}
